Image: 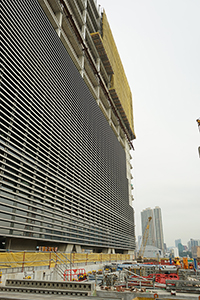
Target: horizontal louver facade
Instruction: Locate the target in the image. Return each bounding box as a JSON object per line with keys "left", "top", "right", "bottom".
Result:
{"left": 0, "top": 0, "right": 135, "bottom": 251}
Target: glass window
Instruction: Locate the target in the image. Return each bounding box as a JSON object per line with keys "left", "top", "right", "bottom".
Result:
{"left": 6, "top": 154, "right": 20, "bottom": 165}
{"left": 21, "top": 180, "right": 31, "bottom": 186}
{"left": 44, "top": 235, "right": 52, "bottom": 239}
{"left": 34, "top": 186, "right": 44, "bottom": 193}
{"left": 12, "top": 230, "right": 23, "bottom": 236}
{"left": 7, "top": 149, "right": 21, "bottom": 159}
{"left": 8, "top": 143, "right": 22, "bottom": 154}
{"left": 4, "top": 165, "right": 18, "bottom": 175}
{"left": 0, "top": 198, "right": 14, "bottom": 205}
{"left": 0, "top": 212, "right": 13, "bottom": 220}
{"left": 22, "top": 165, "right": 34, "bottom": 174}
{"left": 53, "top": 230, "right": 62, "bottom": 235}
{"left": 16, "top": 203, "right": 29, "bottom": 210}
{"left": 21, "top": 173, "right": 32, "bottom": 181}
{"left": 14, "top": 216, "right": 26, "bottom": 222}
{"left": 34, "top": 221, "right": 41, "bottom": 226}
{"left": 18, "top": 188, "right": 31, "bottom": 197}
{"left": 0, "top": 228, "right": 10, "bottom": 235}
{"left": 16, "top": 197, "right": 30, "bottom": 204}
{"left": 15, "top": 209, "right": 28, "bottom": 216}
{"left": 44, "top": 211, "right": 52, "bottom": 217}
{"left": 0, "top": 137, "right": 6, "bottom": 144}
{"left": 18, "top": 191, "right": 29, "bottom": 198}
{"left": 1, "top": 184, "right": 16, "bottom": 193}
{"left": 13, "top": 223, "right": 25, "bottom": 229}
{"left": 0, "top": 220, "right": 10, "bottom": 227}
{"left": 3, "top": 172, "right": 17, "bottom": 181}
{"left": 1, "top": 205, "right": 13, "bottom": 212}
{"left": 32, "top": 233, "right": 40, "bottom": 238}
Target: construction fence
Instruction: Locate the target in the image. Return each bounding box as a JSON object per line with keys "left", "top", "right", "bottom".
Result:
{"left": 0, "top": 252, "right": 130, "bottom": 269}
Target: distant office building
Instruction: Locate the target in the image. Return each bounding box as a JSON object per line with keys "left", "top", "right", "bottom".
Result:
{"left": 191, "top": 246, "right": 200, "bottom": 258}
{"left": 188, "top": 239, "right": 200, "bottom": 251}
{"left": 0, "top": 0, "right": 136, "bottom": 253}
{"left": 137, "top": 235, "right": 142, "bottom": 251}
{"left": 141, "top": 208, "right": 155, "bottom": 247}
{"left": 141, "top": 206, "right": 164, "bottom": 252}
{"left": 168, "top": 247, "right": 179, "bottom": 258}
{"left": 175, "top": 239, "right": 182, "bottom": 248}
{"left": 143, "top": 245, "right": 164, "bottom": 259}
{"left": 153, "top": 206, "right": 164, "bottom": 251}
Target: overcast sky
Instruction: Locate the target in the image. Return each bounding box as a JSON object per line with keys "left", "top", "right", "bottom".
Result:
{"left": 99, "top": 0, "right": 200, "bottom": 247}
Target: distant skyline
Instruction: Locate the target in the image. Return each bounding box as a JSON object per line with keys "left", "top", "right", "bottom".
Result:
{"left": 99, "top": 0, "right": 200, "bottom": 247}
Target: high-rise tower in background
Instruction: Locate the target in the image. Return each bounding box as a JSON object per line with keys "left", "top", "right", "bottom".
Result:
{"left": 175, "top": 239, "right": 182, "bottom": 248}
{"left": 141, "top": 207, "right": 164, "bottom": 251}
{"left": 141, "top": 208, "right": 155, "bottom": 247}
{"left": 153, "top": 206, "right": 164, "bottom": 251}
{"left": 0, "top": 0, "right": 135, "bottom": 253}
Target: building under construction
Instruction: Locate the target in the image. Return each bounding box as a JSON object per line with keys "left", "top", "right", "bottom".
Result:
{"left": 0, "top": 0, "right": 135, "bottom": 253}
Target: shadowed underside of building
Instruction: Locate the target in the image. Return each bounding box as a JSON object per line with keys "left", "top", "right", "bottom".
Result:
{"left": 0, "top": 0, "right": 135, "bottom": 253}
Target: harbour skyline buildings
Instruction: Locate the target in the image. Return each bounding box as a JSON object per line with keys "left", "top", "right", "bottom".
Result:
{"left": 175, "top": 239, "right": 182, "bottom": 248}
{"left": 141, "top": 206, "right": 164, "bottom": 252}
{"left": 0, "top": 0, "right": 135, "bottom": 253}
{"left": 153, "top": 206, "right": 164, "bottom": 251}
{"left": 141, "top": 208, "right": 154, "bottom": 247}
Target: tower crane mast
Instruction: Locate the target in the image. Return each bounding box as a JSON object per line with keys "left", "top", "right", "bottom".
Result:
{"left": 137, "top": 216, "right": 152, "bottom": 262}
{"left": 196, "top": 118, "right": 200, "bottom": 157}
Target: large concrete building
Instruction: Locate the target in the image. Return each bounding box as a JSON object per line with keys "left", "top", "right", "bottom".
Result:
{"left": 141, "top": 207, "right": 164, "bottom": 252}
{"left": 0, "top": 0, "right": 135, "bottom": 253}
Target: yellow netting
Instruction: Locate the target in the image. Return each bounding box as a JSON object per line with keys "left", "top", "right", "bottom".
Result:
{"left": 71, "top": 253, "right": 87, "bottom": 263}
{"left": 87, "top": 253, "right": 100, "bottom": 263}
{"left": 102, "top": 11, "right": 135, "bottom": 138}
{"left": 0, "top": 252, "right": 130, "bottom": 269}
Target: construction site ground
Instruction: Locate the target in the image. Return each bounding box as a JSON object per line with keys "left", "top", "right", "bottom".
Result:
{"left": 0, "top": 289, "right": 200, "bottom": 300}
{"left": 97, "top": 289, "right": 200, "bottom": 299}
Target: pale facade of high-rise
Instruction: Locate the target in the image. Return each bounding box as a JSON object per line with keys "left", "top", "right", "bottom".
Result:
{"left": 153, "top": 206, "right": 164, "bottom": 251}
{"left": 141, "top": 208, "right": 155, "bottom": 247}
{"left": 141, "top": 206, "right": 164, "bottom": 252}
{"left": 175, "top": 239, "right": 182, "bottom": 248}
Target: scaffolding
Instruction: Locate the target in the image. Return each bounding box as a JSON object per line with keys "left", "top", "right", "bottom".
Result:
{"left": 102, "top": 11, "right": 135, "bottom": 140}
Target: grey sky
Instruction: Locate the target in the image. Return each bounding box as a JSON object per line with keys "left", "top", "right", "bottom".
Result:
{"left": 99, "top": 0, "right": 200, "bottom": 247}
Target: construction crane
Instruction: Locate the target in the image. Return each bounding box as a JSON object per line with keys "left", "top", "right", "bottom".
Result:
{"left": 137, "top": 216, "right": 152, "bottom": 262}
{"left": 196, "top": 118, "right": 200, "bottom": 128}
{"left": 196, "top": 118, "right": 200, "bottom": 157}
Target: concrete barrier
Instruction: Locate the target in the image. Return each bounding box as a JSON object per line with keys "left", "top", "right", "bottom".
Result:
{"left": 6, "top": 279, "right": 94, "bottom": 291}
{"left": 0, "top": 286, "right": 89, "bottom": 296}
{"left": 0, "top": 279, "right": 95, "bottom": 297}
